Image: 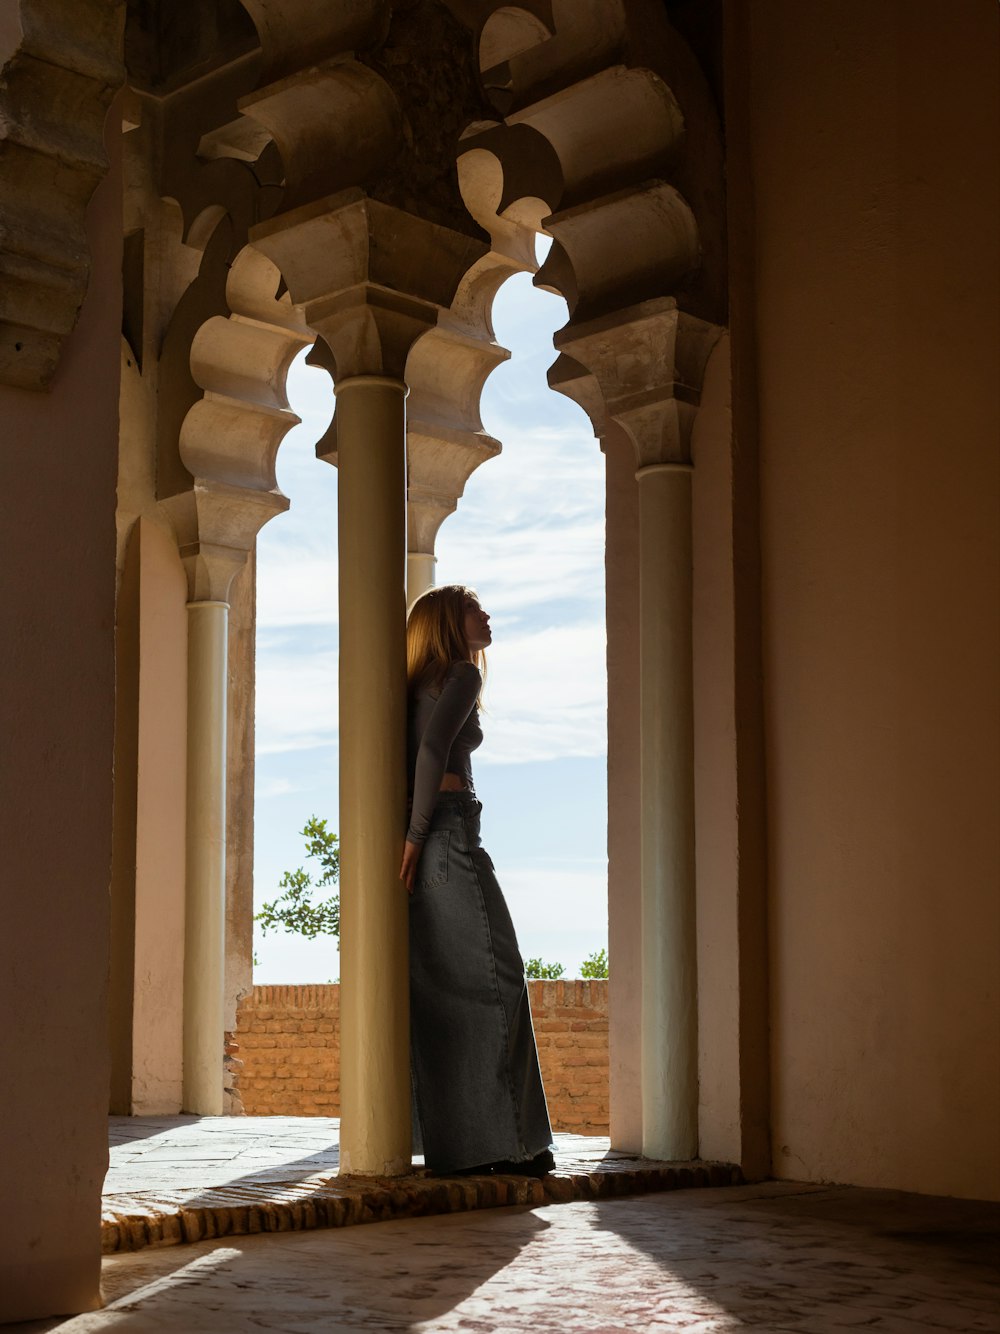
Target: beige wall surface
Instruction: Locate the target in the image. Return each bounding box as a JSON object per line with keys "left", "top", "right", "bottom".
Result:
{"left": 692, "top": 336, "right": 741, "bottom": 1164}
{"left": 745, "top": 0, "right": 1000, "bottom": 1198}
{"left": 0, "top": 132, "right": 123, "bottom": 1316}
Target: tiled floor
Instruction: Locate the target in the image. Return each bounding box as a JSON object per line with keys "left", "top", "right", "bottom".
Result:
{"left": 105, "top": 1116, "right": 349, "bottom": 1194}
{"left": 22, "top": 1178, "right": 1000, "bottom": 1332}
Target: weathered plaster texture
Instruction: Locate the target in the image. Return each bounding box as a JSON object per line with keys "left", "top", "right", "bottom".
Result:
{"left": 0, "top": 111, "right": 123, "bottom": 1322}
{"left": 745, "top": 0, "right": 1000, "bottom": 1198}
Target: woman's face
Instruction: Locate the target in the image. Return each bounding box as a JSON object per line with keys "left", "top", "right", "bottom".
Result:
{"left": 463, "top": 596, "right": 492, "bottom": 651}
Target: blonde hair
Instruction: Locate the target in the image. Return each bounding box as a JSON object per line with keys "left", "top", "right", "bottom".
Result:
{"left": 406, "top": 584, "right": 487, "bottom": 700}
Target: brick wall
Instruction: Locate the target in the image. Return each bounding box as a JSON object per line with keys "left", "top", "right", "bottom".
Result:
{"left": 235, "top": 980, "right": 608, "bottom": 1134}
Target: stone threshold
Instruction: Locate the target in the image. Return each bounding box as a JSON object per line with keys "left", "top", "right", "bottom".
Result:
{"left": 102, "top": 1158, "right": 744, "bottom": 1255}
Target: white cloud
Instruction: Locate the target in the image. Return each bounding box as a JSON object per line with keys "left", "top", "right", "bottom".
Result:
{"left": 255, "top": 649, "right": 339, "bottom": 755}
{"left": 284, "top": 354, "right": 335, "bottom": 434}
{"left": 498, "top": 860, "right": 608, "bottom": 935}
{"left": 256, "top": 549, "right": 339, "bottom": 629}
{"left": 477, "top": 621, "right": 606, "bottom": 764}
{"left": 438, "top": 517, "right": 604, "bottom": 617}
{"left": 256, "top": 776, "right": 299, "bottom": 799}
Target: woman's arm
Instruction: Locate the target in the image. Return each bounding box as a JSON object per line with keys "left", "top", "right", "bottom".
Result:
{"left": 401, "top": 661, "right": 480, "bottom": 889}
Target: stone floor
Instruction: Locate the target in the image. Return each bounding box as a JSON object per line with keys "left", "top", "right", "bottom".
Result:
{"left": 100, "top": 1117, "right": 740, "bottom": 1255}
{"left": 19, "top": 1179, "right": 1000, "bottom": 1332}
{"left": 105, "top": 1116, "right": 348, "bottom": 1194}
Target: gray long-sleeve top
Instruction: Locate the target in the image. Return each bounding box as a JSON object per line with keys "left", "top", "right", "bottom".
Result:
{"left": 406, "top": 660, "right": 483, "bottom": 845}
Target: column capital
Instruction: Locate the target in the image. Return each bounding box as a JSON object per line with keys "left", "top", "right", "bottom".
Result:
{"left": 250, "top": 190, "right": 489, "bottom": 380}
{"left": 161, "top": 484, "right": 287, "bottom": 602}
{"left": 551, "top": 299, "right": 723, "bottom": 469}
{"left": 335, "top": 375, "right": 408, "bottom": 396}
{"left": 635, "top": 461, "right": 694, "bottom": 481}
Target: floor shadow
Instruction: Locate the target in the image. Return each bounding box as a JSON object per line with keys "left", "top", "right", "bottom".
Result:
{"left": 588, "top": 1182, "right": 1000, "bottom": 1331}
{"left": 107, "top": 1115, "right": 206, "bottom": 1145}
{"left": 104, "top": 1117, "right": 344, "bottom": 1202}
{"left": 44, "top": 1207, "right": 552, "bottom": 1332}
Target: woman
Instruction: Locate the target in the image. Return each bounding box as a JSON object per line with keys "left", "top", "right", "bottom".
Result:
{"left": 400, "top": 584, "right": 554, "bottom": 1177}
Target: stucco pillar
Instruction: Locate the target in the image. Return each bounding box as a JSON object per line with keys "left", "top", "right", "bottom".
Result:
{"left": 249, "top": 189, "right": 498, "bottom": 1173}
{"left": 552, "top": 302, "right": 720, "bottom": 1162}
{"left": 335, "top": 375, "right": 411, "bottom": 1176}
{"left": 407, "top": 551, "right": 436, "bottom": 608}
{"left": 182, "top": 599, "right": 229, "bottom": 1115}
{"left": 636, "top": 461, "right": 698, "bottom": 1161}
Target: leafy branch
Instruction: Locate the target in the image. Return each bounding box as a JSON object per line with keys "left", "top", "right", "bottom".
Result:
{"left": 255, "top": 816, "right": 340, "bottom": 940}
{"left": 580, "top": 947, "right": 608, "bottom": 979}
{"left": 525, "top": 957, "right": 565, "bottom": 980}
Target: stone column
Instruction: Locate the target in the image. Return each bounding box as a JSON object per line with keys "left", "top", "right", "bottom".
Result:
{"left": 335, "top": 375, "right": 411, "bottom": 1176}
{"left": 183, "top": 599, "right": 229, "bottom": 1114}
{"left": 552, "top": 302, "right": 721, "bottom": 1162}
{"left": 249, "top": 191, "right": 494, "bottom": 1175}
{"left": 407, "top": 551, "right": 436, "bottom": 607}
{"left": 162, "top": 280, "right": 301, "bottom": 1116}
{"left": 635, "top": 462, "right": 698, "bottom": 1161}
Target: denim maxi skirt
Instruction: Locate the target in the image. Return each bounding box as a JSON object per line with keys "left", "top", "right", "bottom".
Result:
{"left": 409, "top": 791, "right": 553, "bottom": 1173}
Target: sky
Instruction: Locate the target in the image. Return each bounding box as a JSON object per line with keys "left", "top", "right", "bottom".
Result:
{"left": 252, "top": 269, "right": 608, "bottom": 983}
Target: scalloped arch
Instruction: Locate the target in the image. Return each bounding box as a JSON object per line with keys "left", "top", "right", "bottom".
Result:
{"left": 479, "top": 7, "right": 552, "bottom": 70}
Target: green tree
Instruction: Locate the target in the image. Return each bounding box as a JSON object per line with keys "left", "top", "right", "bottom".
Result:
{"left": 579, "top": 947, "right": 608, "bottom": 979}
{"left": 524, "top": 957, "right": 565, "bottom": 980}
{"left": 255, "top": 816, "right": 340, "bottom": 940}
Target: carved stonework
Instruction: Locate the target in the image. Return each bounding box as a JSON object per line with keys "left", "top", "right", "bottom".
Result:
{"left": 161, "top": 244, "right": 312, "bottom": 602}
{"left": 552, "top": 299, "right": 724, "bottom": 467}
{"left": 447, "top": 0, "right": 727, "bottom": 459}
{"left": 0, "top": 0, "right": 125, "bottom": 389}
{"left": 250, "top": 191, "right": 487, "bottom": 380}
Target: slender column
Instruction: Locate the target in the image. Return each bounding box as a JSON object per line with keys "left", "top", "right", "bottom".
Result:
{"left": 604, "top": 427, "right": 643, "bottom": 1151}
{"left": 636, "top": 462, "right": 698, "bottom": 1160}
{"left": 407, "top": 551, "right": 436, "bottom": 608}
{"left": 335, "top": 375, "right": 411, "bottom": 1176}
{"left": 182, "top": 599, "right": 229, "bottom": 1115}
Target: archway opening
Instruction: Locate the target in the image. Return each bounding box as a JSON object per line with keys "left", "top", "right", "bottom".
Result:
{"left": 434, "top": 263, "right": 607, "bottom": 983}
{"left": 245, "top": 259, "right": 609, "bottom": 1134}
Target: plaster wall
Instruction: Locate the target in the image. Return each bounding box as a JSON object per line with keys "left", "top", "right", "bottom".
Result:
{"left": 691, "top": 335, "right": 741, "bottom": 1164}
{"left": 743, "top": 0, "right": 1000, "bottom": 1198}
{"left": 0, "top": 125, "right": 122, "bottom": 1318}
{"left": 113, "top": 255, "right": 192, "bottom": 1114}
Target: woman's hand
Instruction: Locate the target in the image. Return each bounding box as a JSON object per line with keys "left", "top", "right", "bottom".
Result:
{"left": 399, "top": 840, "right": 422, "bottom": 894}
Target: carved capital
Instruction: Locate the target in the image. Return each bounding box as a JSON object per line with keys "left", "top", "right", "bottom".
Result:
{"left": 162, "top": 483, "right": 287, "bottom": 603}
{"left": 250, "top": 190, "right": 488, "bottom": 378}
{"left": 551, "top": 298, "right": 722, "bottom": 466}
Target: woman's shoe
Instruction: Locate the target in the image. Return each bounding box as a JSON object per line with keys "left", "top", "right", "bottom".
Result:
{"left": 490, "top": 1149, "right": 555, "bottom": 1178}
